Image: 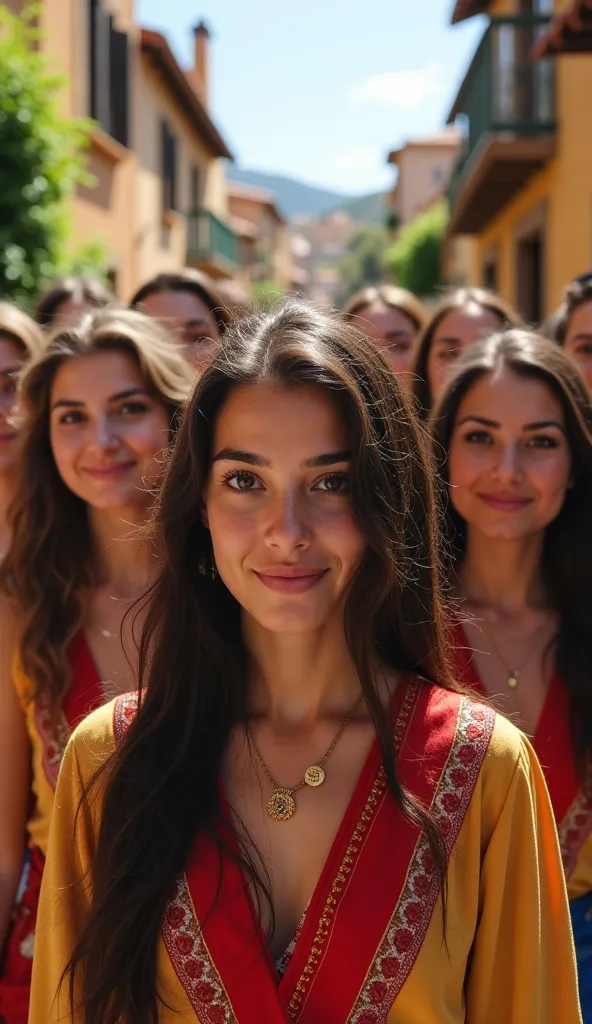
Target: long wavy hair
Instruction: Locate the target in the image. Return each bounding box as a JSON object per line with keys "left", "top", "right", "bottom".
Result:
{"left": 130, "top": 268, "right": 230, "bottom": 335}
{"left": 64, "top": 299, "right": 459, "bottom": 1023}
{"left": 0, "top": 308, "right": 195, "bottom": 712}
{"left": 341, "top": 284, "right": 427, "bottom": 334}
{"left": 35, "top": 276, "right": 114, "bottom": 326}
{"left": 413, "top": 287, "right": 522, "bottom": 419}
{"left": 430, "top": 329, "right": 592, "bottom": 770}
{"left": 0, "top": 301, "right": 45, "bottom": 359}
{"left": 542, "top": 277, "right": 592, "bottom": 345}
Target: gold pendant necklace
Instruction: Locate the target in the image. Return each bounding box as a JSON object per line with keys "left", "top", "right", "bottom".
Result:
{"left": 485, "top": 621, "right": 549, "bottom": 691}
{"left": 247, "top": 696, "right": 363, "bottom": 821}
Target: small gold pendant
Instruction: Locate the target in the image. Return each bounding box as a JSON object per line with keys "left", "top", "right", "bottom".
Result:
{"left": 508, "top": 673, "right": 519, "bottom": 690}
{"left": 304, "top": 765, "right": 325, "bottom": 787}
{"left": 267, "top": 788, "right": 296, "bottom": 821}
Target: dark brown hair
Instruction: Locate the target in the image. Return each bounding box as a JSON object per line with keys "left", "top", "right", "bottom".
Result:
{"left": 130, "top": 268, "right": 230, "bottom": 335}
{"left": 542, "top": 277, "right": 592, "bottom": 345}
{"left": 413, "top": 287, "right": 522, "bottom": 419}
{"left": 0, "top": 308, "right": 194, "bottom": 712}
{"left": 431, "top": 329, "right": 592, "bottom": 769}
{"left": 35, "top": 276, "right": 114, "bottom": 326}
{"left": 64, "top": 298, "right": 459, "bottom": 1023}
{"left": 341, "top": 284, "right": 426, "bottom": 333}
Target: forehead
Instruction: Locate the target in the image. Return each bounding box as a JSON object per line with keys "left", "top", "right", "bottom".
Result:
{"left": 0, "top": 334, "right": 25, "bottom": 371}
{"left": 51, "top": 350, "right": 146, "bottom": 401}
{"left": 359, "top": 302, "right": 415, "bottom": 335}
{"left": 434, "top": 305, "right": 501, "bottom": 342}
{"left": 140, "top": 289, "right": 215, "bottom": 324}
{"left": 455, "top": 369, "right": 565, "bottom": 426}
{"left": 213, "top": 383, "right": 348, "bottom": 452}
{"left": 566, "top": 300, "right": 592, "bottom": 336}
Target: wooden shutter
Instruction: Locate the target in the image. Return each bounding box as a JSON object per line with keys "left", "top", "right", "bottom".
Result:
{"left": 109, "top": 25, "right": 129, "bottom": 146}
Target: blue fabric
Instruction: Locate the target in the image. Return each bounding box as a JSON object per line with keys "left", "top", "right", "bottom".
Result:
{"left": 571, "top": 892, "right": 592, "bottom": 1022}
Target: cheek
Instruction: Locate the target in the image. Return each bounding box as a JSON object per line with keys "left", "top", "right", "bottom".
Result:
{"left": 531, "top": 458, "right": 572, "bottom": 507}
{"left": 127, "top": 417, "right": 171, "bottom": 461}
{"left": 49, "top": 429, "right": 79, "bottom": 482}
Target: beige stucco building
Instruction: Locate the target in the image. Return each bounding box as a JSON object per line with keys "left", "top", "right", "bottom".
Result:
{"left": 227, "top": 183, "right": 293, "bottom": 291}
{"left": 8, "top": 0, "right": 238, "bottom": 299}
{"left": 387, "top": 129, "right": 461, "bottom": 227}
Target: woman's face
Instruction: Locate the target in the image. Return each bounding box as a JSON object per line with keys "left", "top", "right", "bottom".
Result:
{"left": 49, "top": 350, "right": 171, "bottom": 512}
{"left": 354, "top": 301, "right": 417, "bottom": 387}
{"left": 204, "top": 383, "right": 367, "bottom": 636}
{"left": 448, "top": 369, "right": 572, "bottom": 543}
{"left": 563, "top": 300, "right": 592, "bottom": 390}
{"left": 0, "top": 335, "right": 26, "bottom": 477}
{"left": 139, "top": 290, "right": 219, "bottom": 370}
{"left": 427, "top": 305, "right": 502, "bottom": 402}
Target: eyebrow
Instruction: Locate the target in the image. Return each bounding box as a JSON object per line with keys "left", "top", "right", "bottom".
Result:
{"left": 51, "top": 387, "right": 149, "bottom": 411}
{"left": 568, "top": 332, "right": 592, "bottom": 343}
{"left": 433, "top": 337, "right": 462, "bottom": 346}
{"left": 211, "top": 448, "right": 351, "bottom": 469}
{"left": 457, "top": 415, "right": 566, "bottom": 433}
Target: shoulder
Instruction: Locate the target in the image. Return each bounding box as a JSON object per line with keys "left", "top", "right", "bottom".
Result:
{"left": 65, "top": 693, "right": 135, "bottom": 779}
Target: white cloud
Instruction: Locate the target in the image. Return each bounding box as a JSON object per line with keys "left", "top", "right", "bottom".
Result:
{"left": 349, "top": 62, "right": 442, "bottom": 110}
{"left": 333, "top": 147, "right": 379, "bottom": 172}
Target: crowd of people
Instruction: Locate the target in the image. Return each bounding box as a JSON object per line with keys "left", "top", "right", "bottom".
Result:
{"left": 0, "top": 267, "right": 590, "bottom": 1023}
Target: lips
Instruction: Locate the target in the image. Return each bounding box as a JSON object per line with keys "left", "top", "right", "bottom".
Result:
{"left": 254, "top": 567, "right": 329, "bottom": 594}
{"left": 477, "top": 492, "right": 533, "bottom": 511}
{"left": 82, "top": 461, "right": 136, "bottom": 479}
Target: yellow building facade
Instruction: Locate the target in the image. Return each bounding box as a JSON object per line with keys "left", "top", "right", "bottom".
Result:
{"left": 447, "top": 0, "right": 592, "bottom": 321}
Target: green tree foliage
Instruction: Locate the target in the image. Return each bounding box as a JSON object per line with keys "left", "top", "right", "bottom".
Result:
{"left": 337, "top": 226, "right": 390, "bottom": 301}
{"left": 387, "top": 200, "right": 449, "bottom": 298}
{"left": 252, "top": 280, "right": 285, "bottom": 310}
{"left": 0, "top": 6, "right": 101, "bottom": 308}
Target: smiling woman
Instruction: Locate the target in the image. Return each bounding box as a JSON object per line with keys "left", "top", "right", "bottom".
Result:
{"left": 0, "top": 309, "right": 194, "bottom": 1024}
{"left": 430, "top": 328, "right": 592, "bottom": 1021}
{"left": 27, "top": 300, "right": 581, "bottom": 1023}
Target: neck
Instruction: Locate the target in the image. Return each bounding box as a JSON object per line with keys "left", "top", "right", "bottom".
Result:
{"left": 0, "top": 471, "right": 16, "bottom": 558}
{"left": 459, "top": 528, "right": 548, "bottom": 614}
{"left": 244, "top": 613, "right": 363, "bottom": 726}
{"left": 88, "top": 503, "right": 154, "bottom": 598}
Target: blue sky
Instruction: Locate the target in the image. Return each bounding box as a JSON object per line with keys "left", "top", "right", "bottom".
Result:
{"left": 138, "top": 0, "right": 486, "bottom": 196}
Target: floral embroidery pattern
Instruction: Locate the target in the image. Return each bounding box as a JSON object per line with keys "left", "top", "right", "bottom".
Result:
{"left": 113, "top": 691, "right": 140, "bottom": 740}
{"left": 347, "top": 697, "right": 495, "bottom": 1024}
{"left": 559, "top": 767, "right": 592, "bottom": 880}
{"left": 161, "top": 876, "right": 237, "bottom": 1024}
{"left": 34, "top": 696, "right": 71, "bottom": 790}
{"left": 286, "top": 680, "right": 419, "bottom": 1021}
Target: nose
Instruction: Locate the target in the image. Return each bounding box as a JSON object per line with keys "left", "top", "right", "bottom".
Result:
{"left": 264, "top": 489, "right": 312, "bottom": 554}
{"left": 492, "top": 442, "right": 524, "bottom": 484}
{"left": 87, "top": 413, "right": 119, "bottom": 452}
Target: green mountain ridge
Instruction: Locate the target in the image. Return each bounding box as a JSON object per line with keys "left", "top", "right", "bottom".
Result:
{"left": 227, "top": 167, "right": 385, "bottom": 224}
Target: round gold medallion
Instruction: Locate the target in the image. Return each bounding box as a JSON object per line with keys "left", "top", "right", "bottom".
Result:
{"left": 267, "top": 788, "right": 296, "bottom": 821}
{"left": 304, "top": 765, "right": 325, "bottom": 788}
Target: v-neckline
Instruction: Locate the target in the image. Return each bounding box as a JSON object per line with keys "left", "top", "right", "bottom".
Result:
{"left": 454, "top": 620, "right": 557, "bottom": 746}
{"left": 220, "top": 679, "right": 408, "bottom": 988}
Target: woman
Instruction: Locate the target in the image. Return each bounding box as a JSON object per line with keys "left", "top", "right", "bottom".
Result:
{"left": 0, "top": 304, "right": 44, "bottom": 557}
{"left": 30, "top": 300, "right": 579, "bottom": 1023}
{"left": 430, "top": 329, "right": 592, "bottom": 1019}
{"left": 341, "top": 285, "right": 426, "bottom": 389}
{"left": 0, "top": 309, "right": 194, "bottom": 1023}
{"left": 413, "top": 287, "right": 521, "bottom": 418}
{"left": 34, "top": 277, "right": 114, "bottom": 327}
{"left": 130, "top": 269, "right": 230, "bottom": 370}
{"left": 543, "top": 277, "right": 592, "bottom": 390}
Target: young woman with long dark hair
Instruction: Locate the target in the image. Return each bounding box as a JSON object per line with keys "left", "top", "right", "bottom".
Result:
{"left": 31, "top": 301, "right": 579, "bottom": 1023}
{"left": 413, "top": 287, "right": 521, "bottom": 419}
{"left": 543, "top": 277, "right": 592, "bottom": 390}
{"left": 341, "top": 285, "right": 426, "bottom": 390}
{"left": 0, "top": 304, "right": 44, "bottom": 557}
{"left": 430, "top": 329, "right": 592, "bottom": 1019}
{"left": 130, "top": 269, "right": 230, "bottom": 370}
{"left": 0, "top": 309, "right": 194, "bottom": 1023}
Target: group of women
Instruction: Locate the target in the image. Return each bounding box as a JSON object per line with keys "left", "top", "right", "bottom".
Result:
{"left": 0, "top": 268, "right": 589, "bottom": 1023}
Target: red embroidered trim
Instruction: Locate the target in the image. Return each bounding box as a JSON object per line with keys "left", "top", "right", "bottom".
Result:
{"left": 162, "top": 875, "right": 237, "bottom": 1024}
{"left": 286, "top": 680, "right": 419, "bottom": 1021}
{"left": 347, "top": 697, "right": 495, "bottom": 1024}
{"left": 34, "top": 697, "right": 71, "bottom": 791}
{"left": 113, "top": 691, "right": 140, "bottom": 741}
{"left": 559, "top": 769, "right": 592, "bottom": 880}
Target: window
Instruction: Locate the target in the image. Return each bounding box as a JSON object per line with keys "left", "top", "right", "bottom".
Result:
{"left": 190, "top": 165, "right": 201, "bottom": 213}
{"left": 88, "top": 0, "right": 129, "bottom": 146}
{"left": 161, "top": 120, "right": 178, "bottom": 212}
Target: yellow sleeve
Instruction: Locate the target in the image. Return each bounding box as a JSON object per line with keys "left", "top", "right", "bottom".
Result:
{"left": 29, "top": 702, "right": 116, "bottom": 1024}
{"left": 466, "top": 736, "right": 582, "bottom": 1023}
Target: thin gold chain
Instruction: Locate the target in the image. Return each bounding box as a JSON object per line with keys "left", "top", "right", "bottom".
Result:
{"left": 484, "top": 620, "right": 550, "bottom": 686}
{"left": 247, "top": 695, "right": 363, "bottom": 795}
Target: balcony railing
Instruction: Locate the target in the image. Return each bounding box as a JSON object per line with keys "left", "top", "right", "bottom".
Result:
{"left": 187, "top": 209, "right": 239, "bottom": 272}
{"left": 448, "top": 15, "right": 556, "bottom": 211}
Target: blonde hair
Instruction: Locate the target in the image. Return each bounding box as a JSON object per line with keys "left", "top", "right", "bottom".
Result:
{"left": 341, "top": 285, "right": 426, "bottom": 332}
{"left": 0, "top": 307, "right": 195, "bottom": 712}
{"left": 0, "top": 301, "right": 45, "bottom": 359}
